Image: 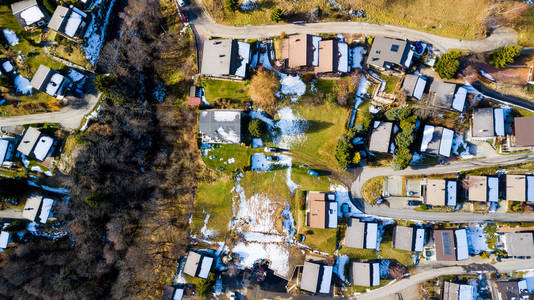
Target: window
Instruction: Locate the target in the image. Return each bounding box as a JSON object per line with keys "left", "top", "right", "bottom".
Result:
{"left": 391, "top": 44, "right": 399, "bottom": 52}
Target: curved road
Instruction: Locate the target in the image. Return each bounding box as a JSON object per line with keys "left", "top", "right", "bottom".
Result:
{"left": 351, "top": 151, "right": 534, "bottom": 222}
{"left": 189, "top": 0, "right": 517, "bottom": 53}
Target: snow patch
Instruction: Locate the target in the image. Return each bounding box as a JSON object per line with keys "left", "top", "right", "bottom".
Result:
{"left": 2, "top": 29, "right": 18, "bottom": 46}
{"left": 466, "top": 224, "right": 491, "bottom": 255}
{"left": 14, "top": 75, "right": 32, "bottom": 95}
{"left": 331, "top": 184, "right": 363, "bottom": 217}
{"left": 274, "top": 106, "right": 308, "bottom": 149}
{"left": 83, "top": 0, "right": 117, "bottom": 65}
{"left": 240, "top": 0, "right": 258, "bottom": 10}
{"left": 200, "top": 211, "right": 216, "bottom": 239}
{"left": 232, "top": 242, "right": 290, "bottom": 276}
{"left": 2, "top": 61, "right": 13, "bottom": 73}
{"left": 279, "top": 74, "right": 306, "bottom": 102}
{"left": 334, "top": 255, "right": 350, "bottom": 283}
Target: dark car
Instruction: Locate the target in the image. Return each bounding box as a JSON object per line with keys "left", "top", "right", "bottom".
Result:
{"left": 408, "top": 200, "right": 422, "bottom": 206}
{"left": 180, "top": 10, "right": 189, "bottom": 22}
{"left": 266, "top": 155, "right": 279, "bottom": 161}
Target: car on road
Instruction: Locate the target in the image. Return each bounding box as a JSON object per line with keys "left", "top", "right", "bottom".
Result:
{"left": 407, "top": 200, "right": 422, "bottom": 206}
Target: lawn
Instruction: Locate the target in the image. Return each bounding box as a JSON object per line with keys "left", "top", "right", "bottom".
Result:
{"left": 513, "top": 5, "right": 534, "bottom": 47}
{"left": 197, "top": 78, "right": 249, "bottom": 104}
{"left": 46, "top": 32, "right": 91, "bottom": 69}
{"left": 361, "top": 176, "right": 384, "bottom": 203}
{"left": 292, "top": 102, "right": 350, "bottom": 169}
{"left": 202, "top": 144, "right": 262, "bottom": 175}
{"left": 379, "top": 74, "right": 401, "bottom": 94}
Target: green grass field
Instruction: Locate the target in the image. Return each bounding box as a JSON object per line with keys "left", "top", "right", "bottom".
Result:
{"left": 202, "top": 144, "right": 261, "bottom": 175}
{"left": 379, "top": 74, "right": 401, "bottom": 94}
{"left": 198, "top": 78, "right": 249, "bottom": 103}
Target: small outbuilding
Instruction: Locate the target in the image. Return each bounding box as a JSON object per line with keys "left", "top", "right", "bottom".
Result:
{"left": 11, "top": 0, "right": 47, "bottom": 30}
{"left": 183, "top": 251, "right": 214, "bottom": 279}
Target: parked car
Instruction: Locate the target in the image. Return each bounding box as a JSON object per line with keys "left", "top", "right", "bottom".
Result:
{"left": 180, "top": 10, "right": 189, "bottom": 22}
{"left": 407, "top": 200, "right": 422, "bottom": 206}
{"left": 307, "top": 169, "right": 319, "bottom": 176}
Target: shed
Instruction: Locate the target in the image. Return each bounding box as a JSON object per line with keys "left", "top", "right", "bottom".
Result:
{"left": 199, "top": 110, "right": 242, "bottom": 144}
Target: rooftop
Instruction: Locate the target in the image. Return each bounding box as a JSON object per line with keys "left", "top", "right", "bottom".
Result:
{"left": 402, "top": 74, "right": 426, "bottom": 100}
{"left": 48, "top": 6, "right": 88, "bottom": 38}
{"left": 288, "top": 34, "right": 314, "bottom": 68}
{"left": 514, "top": 117, "right": 534, "bottom": 146}
{"left": 314, "top": 40, "right": 338, "bottom": 73}
{"left": 369, "top": 121, "right": 393, "bottom": 153}
{"left": 433, "top": 229, "right": 457, "bottom": 261}
{"left": 351, "top": 262, "right": 380, "bottom": 287}
{"left": 503, "top": 232, "right": 534, "bottom": 257}
{"left": 199, "top": 109, "right": 242, "bottom": 144}
{"left": 345, "top": 218, "right": 378, "bottom": 249}
{"left": 301, "top": 261, "right": 332, "bottom": 294}
{"left": 430, "top": 81, "right": 456, "bottom": 109}
{"left": 201, "top": 39, "right": 249, "bottom": 78}
{"left": 183, "top": 251, "right": 213, "bottom": 279}
{"left": 366, "top": 36, "right": 411, "bottom": 69}
{"left": 306, "top": 191, "right": 337, "bottom": 229}
{"left": 468, "top": 176, "right": 488, "bottom": 202}
{"left": 472, "top": 108, "right": 495, "bottom": 138}
{"left": 506, "top": 175, "right": 526, "bottom": 202}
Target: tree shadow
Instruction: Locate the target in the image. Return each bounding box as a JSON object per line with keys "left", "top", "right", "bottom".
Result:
{"left": 306, "top": 120, "right": 333, "bottom": 133}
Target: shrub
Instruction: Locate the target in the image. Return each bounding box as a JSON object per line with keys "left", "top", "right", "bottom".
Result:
{"left": 392, "top": 147, "right": 413, "bottom": 170}
{"left": 85, "top": 192, "right": 108, "bottom": 207}
{"left": 335, "top": 135, "right": 354, "bottom": 168}
{"left": 248, "top": 119, "right": 266, "bottom": 138}
{"left": 271, "top": 8, "right": 283, "bottom": 22}
{"left": 480, "top": 251, "right": 490, "bottom": 259}
{"left": 490, "top": 45, "right": 522, "bottom": 69}
{"left": 352, "top": 151, "right": 361, "bottom": 165}
{"left": 385, "top": 108, "right": 398, "bottom": 121}
{"left": 248, "top": 67, "right": 280, "bottom": 113}
{"left": 434, "top": 51, "right": 461, "bottom": 79}
{"left": 225, "top": 0, "right": 239, "bottom": 12}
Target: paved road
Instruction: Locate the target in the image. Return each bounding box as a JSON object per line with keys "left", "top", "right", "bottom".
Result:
{"left": 353, "top": 259, "right": 534, "bottom": 300}
{"left": 188, "top": 0, "right": 517, "bottom": 53}
{"left": 471, "top": 81, "right": 534, "bottom": 111}
{"left": 0, "top": 82, "right": 100, "bottom": 131}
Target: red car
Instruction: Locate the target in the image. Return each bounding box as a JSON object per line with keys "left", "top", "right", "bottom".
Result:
{"left": 180, "top": 10, "right": 189, "bottom": 22}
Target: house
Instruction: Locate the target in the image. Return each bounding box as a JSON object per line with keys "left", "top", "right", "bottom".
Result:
{"left": 48, "top": 6, "right": 89, "bottom": 41}
{"left": 502, "top": 232, "right": 534, "bottom": 257}
{"left": 494, "top": 280, "right": 530, "bottom": 300}
{"left": 350, "top": 262, "right": 380, "bottom": 287}
{"left": 30, "top": 65, "right": 72, "bottom": 98}
{"left": 200, "top": 39, "right": 250, "bottom": 79}
{"left": 369, "top": 121, "right": 393, "bottom": 153}
{"left": 305, "top": 191, "right": 337, "bottom": 229}
{"left": 22, "top": 195, "right": 42, "bottom": 222}
{"left": 39, "top": 198, "right": 54, "bottom": 224}
{"left": 314, "top": 40, "right": 349, "bottom": 73}
{"left": 300, "top": 260, "right": 333, "bottom": 294}
{"left": 283, "top": 34, "right": 317, "bottom": 69}
{"left": 0, "top": 231, "right": 10, "bottom": 249}
{"left": 11, "top": 0, "right": 47, "bottom": 30}
{"left": 468, "top": 175, "right": 499, "bottom": 202}
{"left": 163, "top": 286, "right": 184, "bottom": 300}
{"left": 16, "top": 127, "right": 54, "bottom": 161}
{"left": 506, "top": 174, "right": 534, "bottom": 202}
{"left": 188, "top": 86, "right": 202, "bottom": 106}
{"left": 420, "top": 124, "right": 454, "bottom": 157}
{"left": 422, "top": 179, "right": 457, "bottom": 206}
{"left": 442, "top": 281, "right": 474, "bottom": 300}
{"left": 513, "top": 117, "right": 534, "bottom": 146}
{"left": 366, "top": 37, "right": 413, "bottom": 70}
{"left": 344, "top": 218, "right": 379, "bottom": 249}
{"left": 402, "top": 74, "right": 427, "bottom": 100}
{"left": 452, "top": 86, "right": 467, "bottom": 112}
{"left": 183, "top": 251, "right": 214, "bottom": 279}
{"left": 392, "top": 226, "right": 425, "bottom": 252}
{"left": 471, "top": 107, "right": 505, "bottom": 140}
{"left": 198, "top": 109, "right": 242, "bottom": 144}
{"left": 0, "top": 138, "right": 15, "bottom": 165}
{"left": 433, "top": 229, "right": 468, "bottom": 261}
{"left": 429, "top": 81, "right": 455, "bottom": 109}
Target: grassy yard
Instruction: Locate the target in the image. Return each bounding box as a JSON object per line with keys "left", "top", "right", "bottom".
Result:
{"left": 379, "top": 74, "right": 401, "bottom": 94}
{"left": 202, "top": 144, "right": 262, "bottom": 175}
{"left": 46, "top": 32, "right": 90, "bottom": 69}
{"left": 361, "top": 176, "right": 384, "bottom": 203}
{"left": 198, "top": 78, "right": 249, "bottom": 103}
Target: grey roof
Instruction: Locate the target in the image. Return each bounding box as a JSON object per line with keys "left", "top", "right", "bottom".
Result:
{"left": 350, "top": 262, "right": 374, "bottom": 287}
{"left": 345, "top": 218, "right": 366, "bottom": 248}
{"left": 504, "top": 232, "right": 534, "bottom": 257}
{"left": 442, "top": 281, "right": 460, "bottom": 300}
{"left": 402, "top": 74, "right": 418, "bottom": 96}
{"left": 495, "top": 281, "right": 530, "bottom": 300}
{"left": 183, "top": 251, "right": 202, "bottom": 277}
{"left": 17, "top": 127, "right": 41, "bottom": 156}
{"left": 425, "top": 126, "right": 443, "bottom": 156}
{"left": 201, "top": 39, "right": 247, "bottom": 78}
{"left": 369, "top": 121, "right": 393, "bottom": 153}
{"left": 47, "top": 6, "right": 69, "bottom": 32}
{"left": 30, "top": 65, "right": 52, "bottom": 91}
{"left": 11, "top": 0, "right": 38, "bottom": 14}
{"left": 301, "top": 261, "right": 320, "bottom": 293}
{"left": 22, "top": 195, "right": 42, "bottom": 221}
{"left": 393, "top": 226, "right": 414, "bottom": 251}
{"left": 366, "top": 37, "right": 410, "bottom": 68}
{"left": 472, "top": 107, "right": 495, "bottom": 138}
{"left": 430, "top": 81, "right": 456, "bottom": 109}
{"left": 199, "top": 109, "right": 242, "bottom": 144}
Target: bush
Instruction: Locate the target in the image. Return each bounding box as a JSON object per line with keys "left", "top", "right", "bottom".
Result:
{"left": 84, "top": 192, "right": 108, "bottom": 207}
{"left": 480, "top": 251, "right": 490, "bottom": 259}
{"left": 392, "top": 147, "right": 413, "bottom": 170}
{"left": 270, "top": 8, "right": 284, "bottom": 22}
{"left": 225, "top": 0, "right": 239, "bottom": 12}
{"left": 248, "top": 67, "right": 280, "bottom": 113}
{"left": 335, "top": 135, "right": 354, "bottom": 168}
{"left": 248, "top": 119, "right": 266, "bottom": 138}
{"left": 434, "top": 51, "right": 461, "bottom": 79}
{"left": 352, "top": 151, "right": 361, "bottom": 165}
{"left": 490, "top": 45, "right": 522, "bottom": 69}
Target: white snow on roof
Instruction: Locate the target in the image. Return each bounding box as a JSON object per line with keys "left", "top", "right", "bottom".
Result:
{"left": 338, "top": 42, "right": 349, "bottom": 73}
{"left": 487, "top": 177, "right": 499, "bottom": 202}
{"left": 0, "top": 231, "right": 9, "bottom": 249}
{"left": 33, "top": 136, "right": 53, "bottom": 161}
{"left": 64, "top": 11, "right": 84, "bottom": 37}
{"left": 371, "top": 262, "right": 380, "bottom": 286}
{"left": 527, "top": 176, "right": 534, "bottom": 203}
{"left": 446, "top": 181, "right": 457, "bottom": 206}
{"left": 215, "top": 127, "right": 239, "bottom": 144}
{"left": 452, "top": 87, "right": 467, "bottom": 112}
{"left": 38, "top": 198, "right": 54, "bottom": 223}
{"left": 68, "top": 69, "right": 85, "bottom": 82}
{"left": 20, "top": 6, "right": 44, "bottom": 25}
{"left": 198, "top": 256, "right": 213, "bottom": 279}
{"left": 366, "top": 223, "right": 378, "bottom": 249}
{"left": 14, "top": 75, "right": 32, "bottom": 95}
{"left": 458, "top": 284, "right": 473, "bottom": 300}
{"left": 404, "top": 49, "right": 414, "bottom": 68}
{"left": 213, "top": 111, "right": 240, "bottom": 122}
{"left": 72, "top": 7, "right": 87, "bottom": 18}
{"left": 235, "top": 41, "right": 250, "bottom": 78}
{"left": 312, "top": 36, "right": 322, "bottom": 66}
{"left": 319, "top": 265, "right": 333, "bottom": 293}
{"left": 2, "top": 61, "right": 13, "bottom": 73}
{"left": 0, "top": 139, "right": 9, "bottom": 164}
{"left": 439, "top": 128, "right": 454, "bottom": 157}
{"left": 414, "top": 228, "right": 425, "bottom": 252}
{"left": 232, "top": 242, "right": 290, "bottom": 276}
{"left": 494, "top": 108, "right": 505, "bottom": 136}
{"left": 413, "top": 76, "right": 426, "bottom": 100}
{"left": 455, "top": 229, "right": 469, "bottom": 260}
{"left": 2, "top": 29, "right": 19, "bottom": 46}
{"left": 519, "top": 279, "right": 528, "bottom": 291}
{"left": 351, "top": 47, "right": 365, "bottom": 69}
{"left": 420, "top": 125, "right": 434, "bottom": 152}
{"left": 327, "top": 201, "right": 338, "bottom": 229}
{"left": 480, "top": 69, "right": 495, "bottom": 81}
{"left": 173, "top": 288, "right": 184, "bottom": 300}
{"left": 45, "top": 73, "right": 65, "bottom": 96}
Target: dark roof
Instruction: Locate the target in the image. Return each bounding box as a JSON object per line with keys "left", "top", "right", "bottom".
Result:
{"left": 201, "top": 39, "right": 239, "bottom": 77}
{"left": 369, "top": 121, "right": 393, "bottom": 153}
{"left": 495, "top": 281, "right": 529, "bottom": 300}
{"left": 515, "top": 117, "right": 534, "bottom": 146}
{"left": 366, "top": 36, "right": 411, "bottom": 69}
{"left": 434, "top": 229, "right": 457, "bottom": 261}
{"left": 472, "top": 107, "right": 495, "bottom": 138}
{"left": 429, "top": 81, "right": 456, "bottom": 109}
{"left": 198, "top": 109, "right": 242, "bottom": 144}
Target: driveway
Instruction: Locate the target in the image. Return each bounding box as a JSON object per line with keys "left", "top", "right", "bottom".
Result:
{"left": 0, "top": 81, "right": 100, "bottom": 131}
{"left": 188, "top": 0, "right": 517, "bottom": 53}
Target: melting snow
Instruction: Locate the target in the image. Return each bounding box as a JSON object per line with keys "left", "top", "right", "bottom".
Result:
{"left": 274, "top": 107, "right": 308, "bottom": 149}
{"left": 331, "top": 184, "right": 363, "bottom": 218}
{"left": 240, "top": 0, "right": 258, "bottom": 10}
{"left": 334, "top": 255, "right": 350, "bottom": 283}
{"left": 67, "top": 69, "right": 85, "bottom": 82}
{"left": 200, "top": 211, "right": 216, "bottom": 238}
{"left": 2, "top": 61, "right": 13, "bottom": 73}
{"left": 20, "top": 6, "right": 44, "bottom": 25}
{"left": 351, "top": 47, "right": 365, "bottom": 69}
{"left": 466, "top": 224, "right": 491, "bottom": 254}
{"left": 479, "top": 70, "right": 495, "bottom": 82}
{"left": 242, "top": 232, "right": 283, "bottom": 242}
{"left": 237, "top": 194, "right": 279, "bottom": 233}
{"left": 232, "top": 242, "right": 290, "bottom": 276}
{"left": 2, "top": 29, "right": 19, "bottom": 46}
{"left": 14, "top": 75, "right": 32, "bottom": 95}
{"left": 83, "top": 0, "right": 117, "bottom": 65}
{"left": 279, "top": 74, "right": 306, "bottom": 102}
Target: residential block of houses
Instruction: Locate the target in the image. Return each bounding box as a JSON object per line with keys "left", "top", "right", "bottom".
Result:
{"left": 344, "top": 218, "right": 379, "bottom": 249}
